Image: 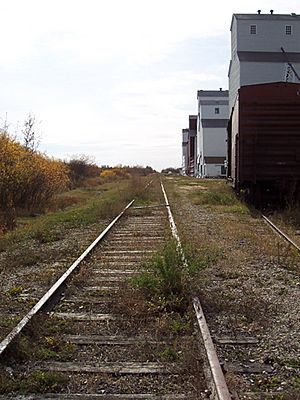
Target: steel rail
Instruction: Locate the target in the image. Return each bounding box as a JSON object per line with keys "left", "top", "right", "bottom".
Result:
{"left": 262, "top": 214, "right": 300, "bottom": 252}
{"left": 160, "top": 181, "right": 231, "bottom": 400}
{"left": 131, "top": 204, "right": 169, "bottom": 210}
{"left": 0, "top": 199, "right": 135, "bottom": 358}
{"left": 160, "top": 182, "right": 187, "bottom": 268}
{"left": 193, "top": 298, "right": 232, "bottom": 400}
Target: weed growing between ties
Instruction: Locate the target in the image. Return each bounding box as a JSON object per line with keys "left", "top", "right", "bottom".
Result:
{"left": 131, "top": 240, "right": 188, "bottom": 314}
{"left": 129, "top": 239, "right": 219, "bottom": 315}
{"left": 2, "top": 315, "right": 74, "bottom": 364}
{"left": 159, "top": 345, "right": 179, "bottom": 362}
{"left": 0, "top": 370, "right": 67, "bottom": 395}
{"left": 0, "top": 315, "right": 74, "bottom": 395}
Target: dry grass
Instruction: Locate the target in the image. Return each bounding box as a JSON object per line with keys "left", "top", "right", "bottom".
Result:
{"left": 272, "top": 206, "right": 300, "bottom": 230}
{"left": 162, "top": 175, "right": 300, "bottom": 394}
{"left": 173, "top": 178, "right": 250, "bottom": 215}
{"left": 0, "top": 176, "right": 148, "bottom": 253}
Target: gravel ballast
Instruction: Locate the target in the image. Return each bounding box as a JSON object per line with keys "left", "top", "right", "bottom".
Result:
{"left": 164, "top": 177, "right": 300, "bottom": 398}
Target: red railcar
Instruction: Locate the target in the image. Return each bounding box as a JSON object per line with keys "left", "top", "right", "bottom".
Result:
{"left": 227, "top": 82, "right": 300, "bottom": 206}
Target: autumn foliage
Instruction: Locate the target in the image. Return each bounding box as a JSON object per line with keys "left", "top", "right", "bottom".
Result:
{"left": 67, "top": 155, "right": 101, "bottom": 187}
{"left": 99, "top": 166, "right": 154, "bottom": 182}
{"left": 100, "top": 168, "right": 130, "bottom": 182}
{"left": 0, "top": 133, "right": 69, "bottom": 231}
{"left": 0, "top": 129, "right": 155, "bottom": 232}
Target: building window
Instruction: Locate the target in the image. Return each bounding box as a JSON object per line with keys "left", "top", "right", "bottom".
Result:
{"left": 215, "top": 107, "right": 220, "bottom": 114}
{"left": 250, "top": 25, "right": 257, "bottom": 34}
{"left": 285, "top": 25, "right": 292, "bottom": 35}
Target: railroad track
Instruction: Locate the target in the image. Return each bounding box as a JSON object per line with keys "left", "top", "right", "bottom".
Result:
{"left": 2, "top": 177, "right": 299, "bottom": 400}
{"left": 0, "top": 180, "right": 232, "bottom": 399}
{"left": 262, "top": 214, "right": 300, "bottom": 253}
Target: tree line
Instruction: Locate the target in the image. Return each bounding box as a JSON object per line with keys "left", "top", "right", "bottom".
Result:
{"left": 0, "top": 123, "right": 154, "bottom": 232}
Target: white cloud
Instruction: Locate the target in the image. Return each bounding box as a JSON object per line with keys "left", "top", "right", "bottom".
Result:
{"left": 2, "top": 0, "right": 299, "bottom": 66}
{"left": 1, "top": 0, "right": 300, "bottom": 169}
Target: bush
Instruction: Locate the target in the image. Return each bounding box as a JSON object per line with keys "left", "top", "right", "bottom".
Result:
{"left": 0, "top": 133, "right": 69, "bottom": 231}
{"left": 67, "top": 155, "right": 100, "bottom": 187}
{"left": 99, "top": 165, "right": 155, "bottom": 183}
{"left": 100, "top": 168, "right": 130, "bottom": 182}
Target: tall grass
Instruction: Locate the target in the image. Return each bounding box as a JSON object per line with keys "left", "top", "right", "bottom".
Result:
{"left": 273, "top": 206, "right": 300, "bottom": 230}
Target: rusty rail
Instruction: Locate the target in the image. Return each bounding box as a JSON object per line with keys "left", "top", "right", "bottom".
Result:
{"left": 193, "top": 298, "right": 232, "bottom": 400}
{"left": 0, "top": 200, "right": 135, "bottom": 358}
{"left": 160, "top": 181, "right": 231, "bottom": 400}
{"left": 262, "top": 214, "right": 300, "bottom": 252}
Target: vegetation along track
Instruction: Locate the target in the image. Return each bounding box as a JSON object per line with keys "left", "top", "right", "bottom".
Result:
{"left": 0, "top": 179, "right": 215, "bottom": 399}
{"left": 163, "top": 176, "right": 300, "bottom": 400}
{"left": 3, "top": 176, "right": 299, "bottom": 400}
{"left": 262, "top": 214, "right": 300, "bottom": 253}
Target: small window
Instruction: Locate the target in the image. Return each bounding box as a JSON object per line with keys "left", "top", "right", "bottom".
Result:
{"left": 215, "top": 107, "right": 220, "bottom": 114}
{"left": 250, "top": 25, "right": 257, "bottom": 34}
{"left": 286, "top": 25, "right": 292, "bottom": 35}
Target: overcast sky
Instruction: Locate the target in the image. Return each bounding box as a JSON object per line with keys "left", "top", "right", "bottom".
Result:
{"left": 1, "top": 0, "right": 299, "bottom": 170}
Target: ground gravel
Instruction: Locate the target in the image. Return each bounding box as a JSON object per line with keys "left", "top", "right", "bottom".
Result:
{"left": 164, "top": 177, "right": 300, "bottom": 398}
{"left": 0, "top": 221, "right": 108, "bottom": 342}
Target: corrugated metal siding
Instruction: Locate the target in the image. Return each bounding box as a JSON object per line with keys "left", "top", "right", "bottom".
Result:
{"left": 189, "top": 116, "right": 197, "bottom": 131}
{"left": 234, "top": 82, "right": 300, "bottom": 188}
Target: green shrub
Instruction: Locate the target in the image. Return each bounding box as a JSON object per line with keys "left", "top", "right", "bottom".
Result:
{"left": 132, "top": 240, "right": 188, "bottom": 312}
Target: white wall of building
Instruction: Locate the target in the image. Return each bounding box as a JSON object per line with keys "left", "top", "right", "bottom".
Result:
{"left": 229, "top": 13, "right": 300, "bottom": 111}
{"left": 203, "top": 127, "right": 227, "bottom": 156}
{"left": 236, "top": 18, "right": 300, "bottom": 52}
{"left": 240, "top": 61, "right": 300, "bottom": 85}
{"left": 200, "top": 105, "right": 229, "bottom": 119}
{"left": 197, "top": 90, "right": 229, "bottom": 178}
